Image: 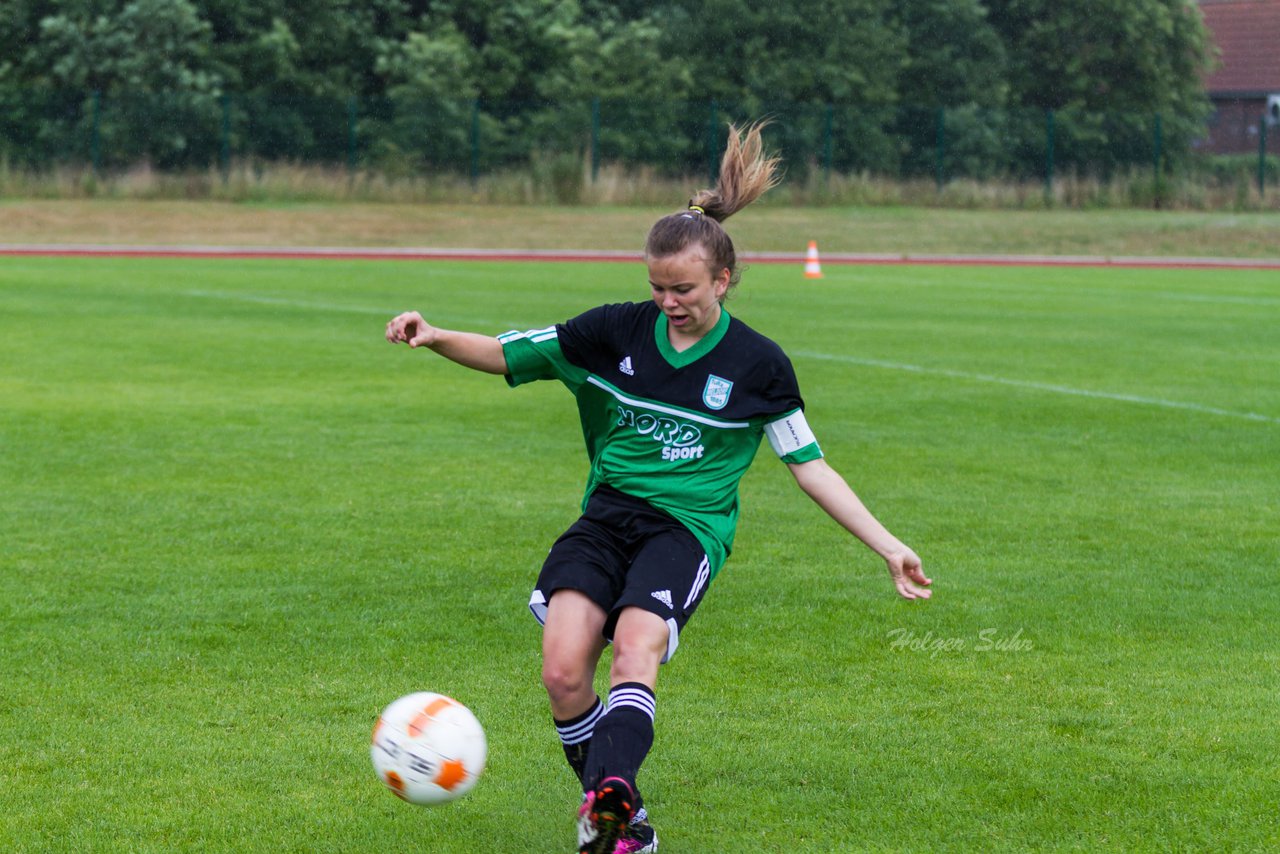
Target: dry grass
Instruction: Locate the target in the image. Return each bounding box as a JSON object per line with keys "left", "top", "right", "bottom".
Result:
{"left": 1, "top": 198, "right": 1278, "bottom": 258}
{"left": 3, "top": 156, "right": 1278, "bottom": 211}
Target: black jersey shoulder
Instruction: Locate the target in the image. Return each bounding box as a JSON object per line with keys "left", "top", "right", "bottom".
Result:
{"left": 558, "top": 301, "right": 803, "bottom": 422}
{"left": 556, "top": 301, "right": 653, "bottom": 370}
{"left": 699, "top": 314, "right": 805, "bottom": 421}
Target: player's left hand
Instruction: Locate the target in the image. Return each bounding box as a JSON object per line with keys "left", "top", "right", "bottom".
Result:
{"left": 886, "top": 548, "right": 931, "bottom": 600}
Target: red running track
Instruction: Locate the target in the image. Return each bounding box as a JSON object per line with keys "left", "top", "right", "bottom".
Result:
{"left": 2, "top": 243, "right": 1279, "bottom": 270}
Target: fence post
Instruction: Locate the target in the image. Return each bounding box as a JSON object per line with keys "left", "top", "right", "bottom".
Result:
{"left": 220, "top": 94, "right": 231, "bottom": 184}
{"left": 591, "top": 97, "right": 601, "bottom": 183}
{"left": 935, "top": 107, "right": 946, "bottom": 192}
{"left": 470, "top": 99, "right": 480, "bottom": 189}
{"left": 1260, "top": 115, "right": 1268, "bottom": 199}
{"left": 706, "top": 99, "right": 718, "bottom": 186}
{"left": 346, "top": 97, "right": 358, "bottom": 177}
{"left": 90, "top": 90, "right": 102, "bottom": 176}
{"left": 1153, "top": 112, "right": 1163, "bottom": 208}
{"left": 1044, "top": 109, "right": 1055, "bottom": 201}
{"left": 823, "top": 103, "right": 834, "bottom": 188}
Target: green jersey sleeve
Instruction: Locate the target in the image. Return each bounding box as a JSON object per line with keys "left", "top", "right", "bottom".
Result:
{"left": 498, "top": 326, "right": 588, "bottom": 391}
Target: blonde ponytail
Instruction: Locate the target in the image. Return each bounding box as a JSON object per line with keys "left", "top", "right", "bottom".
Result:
{"left": 644, "top": 122, "right": 781, "bottom": 299}
{"left": 688, "top": 122, "right": 782, "bottom": 223}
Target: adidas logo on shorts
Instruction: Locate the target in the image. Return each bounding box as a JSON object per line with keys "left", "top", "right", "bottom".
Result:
{"left": 650, "top": 589, "right": 673, "bottom": 609}
{"left": 619, "top": 356, "right": 635, "bottom": 376}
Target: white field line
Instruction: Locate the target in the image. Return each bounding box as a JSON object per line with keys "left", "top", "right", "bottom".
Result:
{"left": 184, "top": 289, "right": 512, "bottom": 330}
{"left": 1153, "top": 292, "right": 1280, "bottom": 307}
{"left": 186, "top": 288, "right": 1277, "bottom": 426}
{"left": 837, "top": 270, "right": 1280, "bottom": 308}
{"left": 186, "top": 289, "right": 395, "bottom": 315}
{"left": 792, "top": 350, "right": 1280, "bottom": 426}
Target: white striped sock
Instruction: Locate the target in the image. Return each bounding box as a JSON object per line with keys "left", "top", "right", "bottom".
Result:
{"left": 607, "top": 685, "right": 656, "bottom": 722}
{"left": 556, "top": 699, "right": 604, "bottom": 746}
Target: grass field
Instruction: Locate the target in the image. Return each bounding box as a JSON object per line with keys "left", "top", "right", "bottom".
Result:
{"left": 2, "top": 254, "right": 1277, "bottom": 852}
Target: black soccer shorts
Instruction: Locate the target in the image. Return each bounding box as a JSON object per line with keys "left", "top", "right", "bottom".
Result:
{"left": 528, "top": 484, "right": 711, "bottom": 663}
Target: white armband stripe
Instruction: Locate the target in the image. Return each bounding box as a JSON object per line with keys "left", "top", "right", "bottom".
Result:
{"left": 764, "top": 410, "right": 817, "bottom": 458}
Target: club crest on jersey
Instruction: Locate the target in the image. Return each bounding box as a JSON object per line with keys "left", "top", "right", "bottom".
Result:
{"left": 702, "top": 375, "right": 733, "bottom": 410}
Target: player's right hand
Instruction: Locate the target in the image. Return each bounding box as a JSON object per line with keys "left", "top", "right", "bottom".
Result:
{"left": 386, "top": 311, "right": 436, "bottom": 348}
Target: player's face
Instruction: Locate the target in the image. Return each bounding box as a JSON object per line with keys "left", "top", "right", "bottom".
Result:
{"left": 647, "top": 245, "right": 731, "bottom": 341}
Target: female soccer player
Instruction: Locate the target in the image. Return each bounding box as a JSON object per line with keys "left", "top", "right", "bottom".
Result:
{"left": 385, "top": 123, "right": 931, "bottom": 854}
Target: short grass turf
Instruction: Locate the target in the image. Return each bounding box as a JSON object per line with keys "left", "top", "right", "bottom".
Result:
{"left": 2, "top": 256, "right": 1277, "bottom": 852}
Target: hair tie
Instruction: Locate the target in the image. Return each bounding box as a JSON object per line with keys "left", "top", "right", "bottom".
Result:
{"left": 687, "top": 204, "right": 706, "bottom": 215}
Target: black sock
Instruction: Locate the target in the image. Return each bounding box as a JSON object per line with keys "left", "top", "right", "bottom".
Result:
{"left": 554, "top": 696, "right": 604, "bottom": 785}
{"left": 583, "top": 682, "right": 656, "bottom": 795}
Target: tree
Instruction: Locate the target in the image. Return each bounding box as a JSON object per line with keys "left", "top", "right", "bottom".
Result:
{"left": 985, "top": 0, "right": 1211, "bottom": 113}
{"left": 12, "top": 0, "right": 218, "bottom": 93}
{"left": 893, "top": 0, "right": 1009, "bottom": 178}
{"left": 897, "top": 0, "right": 1007, "bottom": 109}
{"left": 1, "top": 0, "right": 223, "bottom": 167}
{"left": 984, "top": 0, "right": 1213, "bottom": 172}
{"left": 639, "top": 0, "right": 905, "bottom": 175}
{"left": 0, "top": 0, "right": 1220, "bottom": 179}
{"left": 659, "top": 0, "right": 903, "bottom": 108}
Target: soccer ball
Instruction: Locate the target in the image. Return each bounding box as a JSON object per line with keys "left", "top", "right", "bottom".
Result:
{"left": 371, "top": 692, "right": 487, "bottom": 805}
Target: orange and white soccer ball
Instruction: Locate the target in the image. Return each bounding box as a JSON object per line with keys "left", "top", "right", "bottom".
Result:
{"left": 371, "top": 692, "right": 487, "bottom": 805}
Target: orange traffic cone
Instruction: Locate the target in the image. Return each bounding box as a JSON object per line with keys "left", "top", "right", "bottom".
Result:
{"left": 804, "top": 241, "right": 824, "bottom": 279}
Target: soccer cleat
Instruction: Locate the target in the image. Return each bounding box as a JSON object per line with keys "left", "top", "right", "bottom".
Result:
{"left": 576, "top": 777, "right": 636, "bottom": 854}
{"left": 613, "top": 808, "right": 658, "bottom": 853}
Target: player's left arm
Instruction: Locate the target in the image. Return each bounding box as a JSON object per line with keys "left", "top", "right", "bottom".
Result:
{"left": 787, "top": 458, "right": 932, "bottom": 601}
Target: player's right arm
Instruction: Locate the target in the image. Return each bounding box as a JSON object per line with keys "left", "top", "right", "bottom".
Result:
{"left": 385, "top": 311, "right": 508, "bottom": 375}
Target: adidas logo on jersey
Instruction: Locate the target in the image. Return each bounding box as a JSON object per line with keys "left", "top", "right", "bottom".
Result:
{"left": 650, "top": 589, "right": 673, "bottom": 609}
{"left": 618, "top": 356, "right": 635, "bottom": 376}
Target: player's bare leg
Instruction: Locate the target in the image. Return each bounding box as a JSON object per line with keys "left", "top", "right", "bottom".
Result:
{"left": 577, "top": 607, "right": 666, "bottom": 853}
{"left": 541, "top": 590, "right": 609, "bottom": 720}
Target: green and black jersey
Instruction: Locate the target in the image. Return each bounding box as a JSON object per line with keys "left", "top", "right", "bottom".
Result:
{"left": 499, "top": 301, "right": 822, "bottom": 581}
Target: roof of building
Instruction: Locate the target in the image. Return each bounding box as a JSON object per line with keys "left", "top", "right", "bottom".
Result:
{"left": 1200, "top": 0, "right": 1280, "bottom": 95}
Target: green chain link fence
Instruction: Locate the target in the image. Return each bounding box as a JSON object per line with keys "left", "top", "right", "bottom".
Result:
{"left": 1, "top": 90, "right": 1276, "bottom": 203}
